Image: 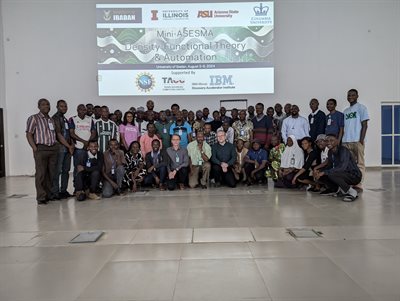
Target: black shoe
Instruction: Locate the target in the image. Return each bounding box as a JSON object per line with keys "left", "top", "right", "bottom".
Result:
{"left": 115, "top": 188, "right": 122, "bottom": 196}
{"left": 201, "top": 184, "right": 207, "bottom": 189}
{"left": 76, "top": 193, "right": 86, "bottom": 202}
{"left": 319, "top": 189, "right": 336, "bottom": 196}
{"left": 60, "top": 191, "right": 73, "bottom": 199}
{"left": 37, "top": 199, "right": 48, "bottom": 205}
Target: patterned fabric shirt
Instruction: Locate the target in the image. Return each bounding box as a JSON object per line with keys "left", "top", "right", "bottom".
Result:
{"left": 26, "top": 112, "right": 56, "bottom": 146}
{"left": 232, "top": 120, "right": 254, "bottom": 142}
{"left": 204, "top": 131, "right": 217, "bottom": 146}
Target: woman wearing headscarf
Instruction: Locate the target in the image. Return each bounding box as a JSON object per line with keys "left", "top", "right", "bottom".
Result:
{"left": 276, "top": 135, "right": 304, "bottom": 188}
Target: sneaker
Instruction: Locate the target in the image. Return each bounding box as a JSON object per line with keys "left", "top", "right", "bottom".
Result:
{"left": 342, "top": 194, "right": 358, "bottom": 202}
{"left": 88, "top": 193, "right": 100, "bottom": 200}
{"left": 319, "top": 189, "right": 336, "bottom": 196}
{"left": 333, "top": 191, "right": 345, "bottom": 197}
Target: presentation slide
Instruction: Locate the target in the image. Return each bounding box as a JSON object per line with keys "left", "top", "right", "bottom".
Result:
{"left": 96, "top": 2, "right": 274, "bottom": 96}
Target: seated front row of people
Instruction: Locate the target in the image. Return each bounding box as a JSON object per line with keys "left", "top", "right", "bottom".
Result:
{"left": 74, "top": 131, "right": 362, "bottom": 202}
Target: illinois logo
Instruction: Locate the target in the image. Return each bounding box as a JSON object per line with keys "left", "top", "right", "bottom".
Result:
{"left": 136, "top": 73, "right": 155, "bottom": 93}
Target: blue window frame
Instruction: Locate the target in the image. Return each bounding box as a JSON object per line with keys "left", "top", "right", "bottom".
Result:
{"left": 381, "top": 104, "right": 400, "bottom": 165}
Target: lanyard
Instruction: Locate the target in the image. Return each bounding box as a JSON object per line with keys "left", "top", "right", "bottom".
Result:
{"left": 108, "top": 152, "right": 116, "bottom": 169}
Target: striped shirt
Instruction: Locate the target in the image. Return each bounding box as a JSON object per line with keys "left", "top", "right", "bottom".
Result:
{"left": 95, "top": 119, "right": 119, "bottom": 153}
{"left": 26, "top": 112, "right": 56, "bottom": 146}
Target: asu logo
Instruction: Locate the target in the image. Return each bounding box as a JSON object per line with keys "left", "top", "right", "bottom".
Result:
{"left": 197, "top": 10, "right": 213, "bottom": 18}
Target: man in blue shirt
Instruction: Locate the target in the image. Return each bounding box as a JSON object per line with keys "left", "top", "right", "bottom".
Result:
{"left": 169, "top": 111, "right": 192, "bottom": 148}
{"left": 342, "top": 89, "right": 369, "bottom": 189}
{"left": 325, "top": 98, "right": 344, "bottom": 142}
{"left": 244, "top": 140, "right": 268, "bottom": 185}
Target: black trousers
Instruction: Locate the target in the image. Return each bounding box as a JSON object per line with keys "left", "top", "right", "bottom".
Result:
{"left": 243, "top": 163, "right": 266, "bottom": 183}
{"left": 75, "top": 170, "right": 101, "bottom": 193}
{"left": 319, "top": 171, "right": 361, "bottom": 193}
{"left": 167, "top": 167, "right": 189, "bottom": 190}
{"left": 212, "top": 164, "right": 236, "bottom": 188}
{"left": 33, "top": 144, "right": 59, "bottom": 201}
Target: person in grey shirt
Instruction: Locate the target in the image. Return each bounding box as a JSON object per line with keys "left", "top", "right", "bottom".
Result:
{"left": 166, "top": 134, "right": 189, "bottom": 190}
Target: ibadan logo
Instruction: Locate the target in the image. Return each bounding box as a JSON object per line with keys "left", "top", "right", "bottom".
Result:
{"left": 198, "top": 10, "right": 213, "bottom": 18}
{"left": 103, "top": 10, "right": 112, "bottom": 21}
{"left": 136, "top": 73, "right": 155, "bottom": 93}
{"left": 253, "top": 3, "right": 269, "bottom": 16}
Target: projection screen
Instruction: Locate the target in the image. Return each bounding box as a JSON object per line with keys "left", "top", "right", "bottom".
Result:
{"left": 96, "top": 2, "right": 274, "bottom": 96}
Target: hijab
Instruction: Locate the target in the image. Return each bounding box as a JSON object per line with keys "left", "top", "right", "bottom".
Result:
{"left": 280, "top": 135, "right": 304, "bottom": 169}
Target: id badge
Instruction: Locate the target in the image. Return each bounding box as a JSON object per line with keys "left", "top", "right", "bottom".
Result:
{"left": 240, "top": 130, "right": 245, "bottom": 136}
{"left": 198, "top": 160, "right": 203, "bottom": 166}
{"left": 175, "top": 156, "right": 180, "bottom": 163}
{"left": 178, "top": 129, "right": 183, "bottom": 136}
{"left": 48, "top": 121, "right": 55, "bottom": 131}
{"left": 64, "top": 122, "right": 69, "bottom": 130}
{"left": 86, "top": 161, "right": 91, "bottom": 168}
{"left": 192, "top": 132, "right": 196, "bottom": 137}
{"left": 310, "top": 117, "right": 314, "bottom": 124}
{"left": 163, "top": 128, "right": 167, "bottom": 134}
{"left": 327, "top": 118, "right": 332, "bottom": 126}
{"left": 111, "top": 168, "right": 115, "bottom": 175}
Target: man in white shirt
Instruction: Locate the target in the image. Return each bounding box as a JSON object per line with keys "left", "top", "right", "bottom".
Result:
{"left": 281, "top": 105, "right": 310, "bottom": 144}
{"left": 342, "top": 89, "right": 369, "bottom": 189}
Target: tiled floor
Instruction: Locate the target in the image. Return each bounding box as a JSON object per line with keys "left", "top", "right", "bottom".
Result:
{"left": 0, "top": 169, "right": 399, "bottom": 301}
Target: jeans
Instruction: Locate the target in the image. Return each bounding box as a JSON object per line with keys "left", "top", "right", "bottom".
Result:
{"left": 102, "top": 165, "right": 125, "bottom": 198}
{"left": 51, "top": 150, "right": 72, "bottom": 195}
{"left": 144, "top": 166, "right": 167, "bottom": 186}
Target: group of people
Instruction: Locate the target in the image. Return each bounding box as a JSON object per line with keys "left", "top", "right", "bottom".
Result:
{"left": 26, "top": 89, "right": 369, "bottom": 204}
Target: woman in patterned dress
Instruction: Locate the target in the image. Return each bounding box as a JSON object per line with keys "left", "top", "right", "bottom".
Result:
{"left": 266, "top": 135, "right": 286, "bottom": 181}
{"left": 123, "top": 141, "right": 146, "bottom": 192}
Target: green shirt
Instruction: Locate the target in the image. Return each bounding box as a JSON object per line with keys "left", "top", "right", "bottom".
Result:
{"left": 187, "top": 140, "right": 212, "bottom": 166}
{"left": 155, "top": 121, "right": 172, "bottom": 149}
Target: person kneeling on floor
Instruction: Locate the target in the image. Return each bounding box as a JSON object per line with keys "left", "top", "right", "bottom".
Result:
{"left": 75, "top": 140, "right": 102, "bottom": 201}
{"left": 313, "top": 134, "right": 362, "bottom": 202}
{"left": 102, "top": 139, "right": 126, "bottom": 198}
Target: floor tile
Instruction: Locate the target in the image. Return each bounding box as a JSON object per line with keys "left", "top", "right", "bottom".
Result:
{"left": 181, "top": 242, "right": 252, "bottom": 259}
{"left": 255, "top": 258, "right": 372, "bottom": 299}
{"left": 173, "top": 259, "right": 270, "bottom": 300}
{"left": 193, "top": 227, "right": 254, "bottom": 243}
{"left": 249, "top": 241, "right": 326, "bottom": 258}
{"left": 78, "top": 261, "right": 179, "bottom": 300}
{"left": 330, "top": 255, "right": 400, "bottom": 296}
{"left": 250, "top": 227, "right": 295, "bottom": 241}
{"left": 131, "top": 228, "right": 193, "bottom": 244}
{"left": 0, "top": 232, "right": 39, "bottom": 246}
{"left": 312, "top": 239, "right": 397, "bottom": 257}
{"left": 111, "top": 244, "right": 183, "bottom": 261}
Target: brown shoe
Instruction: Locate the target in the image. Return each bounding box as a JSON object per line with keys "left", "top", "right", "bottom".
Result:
{"left": 179, "top": 184, "right": 185, "bottom": 190}
{"left": 88, "top": 193, "right": 101, "bottom": 200}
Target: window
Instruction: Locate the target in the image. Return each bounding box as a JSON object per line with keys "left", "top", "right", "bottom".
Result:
{"left": 381, "top": 103, "right": 400, "bottom": 165}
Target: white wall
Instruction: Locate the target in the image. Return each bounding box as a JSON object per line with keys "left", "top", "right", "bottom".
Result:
{"left": 1, "top": 0, "right": 399, "bottom": 175}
